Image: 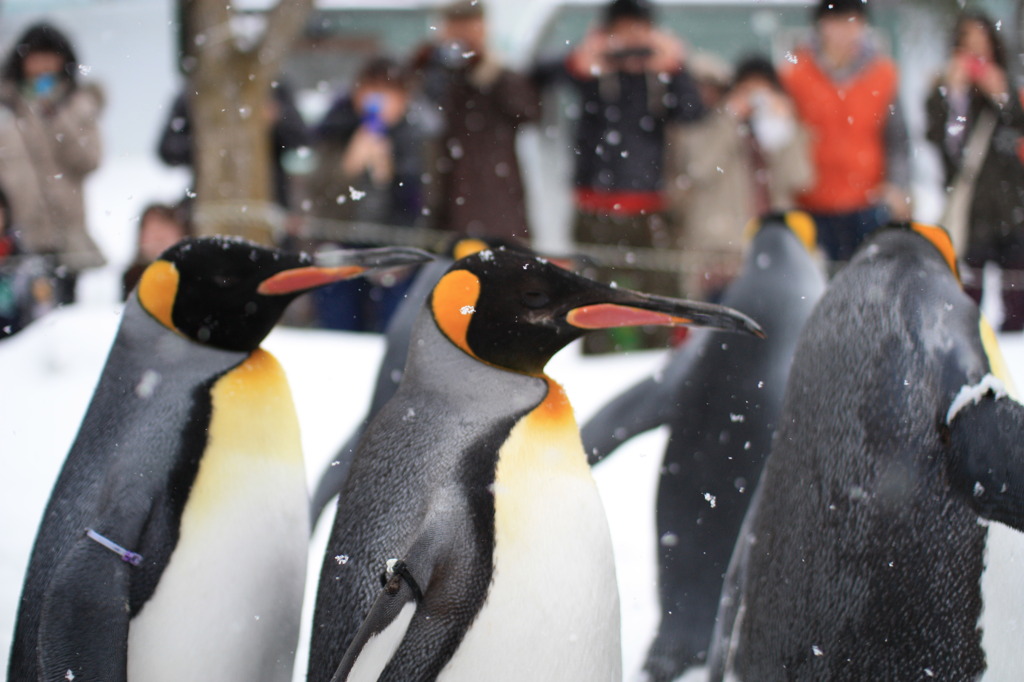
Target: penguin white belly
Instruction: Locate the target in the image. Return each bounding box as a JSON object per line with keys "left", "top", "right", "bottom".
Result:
{"left": 979, "top": 521, "right": 1024, "bottom": 681}
{"left": 439, "top": 381, "right": 622, "bottom": 681}
{"left": 127, "top": 350, "right": 308, "bottom": 682}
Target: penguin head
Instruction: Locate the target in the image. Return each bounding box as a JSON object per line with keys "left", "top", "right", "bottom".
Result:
{"left": 887, "top": 221, "right": 961, "bottom": 283}
{"left": 429, "top": 248, "right": 764, "bottom": 375}
{"left": 136, "top": 236, "right": 431, "bottom": 352}
{"left": 745, "top": 211, "right": 818, "bottom": 253}
{"left": 445, "top": 235, "right": 578, "bottom": 270}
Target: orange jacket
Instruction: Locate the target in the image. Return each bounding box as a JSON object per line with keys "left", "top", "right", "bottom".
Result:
{"left": 782, "top": 48, "right": 898, "bottom": 213}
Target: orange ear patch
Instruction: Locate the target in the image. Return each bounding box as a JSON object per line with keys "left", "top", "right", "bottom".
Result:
{"left": 431, "top": 269, "right": 482, "bottom": 357}
{"left": 453, "top": 238, "right": 490, "bottom": 261}
{"left": 138, "top": 260, "right": 180, "bottom": 331}
{"left": 912, "top": 222, "right": 960, "bottom": 283}
{"left": 784, "top": 211, "right": 818, "bottom": 253}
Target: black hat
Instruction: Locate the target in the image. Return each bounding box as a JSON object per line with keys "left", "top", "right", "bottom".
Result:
{"left": 605, "top": 0, "right": 655, "bottom": 26}
{"left": 441, "top": 0, "right": 485, "bottom": 20}
{"left": 3, "top": 22, "right": 79, "bottom": 86}
{"left": 815, "top": 0, "right": 868, "bottom": 20}
{"left": 732, "top": 55, "right": 782, "bottom": 91}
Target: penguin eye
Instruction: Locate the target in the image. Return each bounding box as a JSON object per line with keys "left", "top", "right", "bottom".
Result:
{"left": 212, "top": 274, "right": 241, "bottom": 289}
{"left": 522, "top": 291, "right": 550, "bottom": 309}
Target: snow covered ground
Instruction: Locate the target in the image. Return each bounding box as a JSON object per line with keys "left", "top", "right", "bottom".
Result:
{"left": 3, "top": 301, "right": 1024, "bottom": 680}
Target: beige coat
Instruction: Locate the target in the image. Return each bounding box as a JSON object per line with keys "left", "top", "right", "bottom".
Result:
{"left": 0, "top": 81, "right": 105, "bottom": 271}
{"left": 665, "top": 110, "right": 813, "bottom": 297}
{"left": 668, "top": 109, "right": 814, "bottom": 256}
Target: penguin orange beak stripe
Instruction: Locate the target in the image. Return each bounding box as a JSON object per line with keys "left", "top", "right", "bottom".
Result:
{"left": 258, "top": 266, "right": 368, "bottom": 296}
{"left": 566, "top": 297, "right": 765, "bottom": 338}
{"left": 258, "top": 247, "right": 435, "bottom": 296}
{"left": 567, "top": 304, "right": 692, "bottom": 329}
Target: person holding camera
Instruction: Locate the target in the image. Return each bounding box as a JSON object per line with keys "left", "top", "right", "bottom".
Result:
{"left": 536, "top": 0, "right": 704, "bottom": 353}
{"left": 671, "top": 55, "right": 814, "bottom": 302}
{"left": 304, "top": 57, "right": 426, "bottom": 332}
{"left": 411, "top": 0, "right": 539, "bottom": 243}
{"left": 926, "top": 10, "right": 1024, "bottom": 331}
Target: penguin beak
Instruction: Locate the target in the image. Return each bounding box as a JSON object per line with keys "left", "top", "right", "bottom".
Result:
{"left": 566, "top": 290, "right": 765, "bottom": 338}
{"left": 257, "top": 247, "right": 433, "bottom": 296}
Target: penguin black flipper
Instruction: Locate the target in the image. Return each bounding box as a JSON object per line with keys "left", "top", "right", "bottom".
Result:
{"left": 581, "top": 374, "right": 672, "bottom": 465}
{"left": 331, "top": 522, "right": 457, "bottom": 682}
{"left": 34, "top": 366, "right": 212, "bottom": 682}
{"left": 582, "top": 325, "right": 728, "bottom": 466}
{"left": 39, "top": 533, "right": 133, "bottom": 681}
{"left": 947, "top": 391, "right": 1024, "bottom": 531}
{"left": 332, "top": 575, "right": 419, "bottom": 682}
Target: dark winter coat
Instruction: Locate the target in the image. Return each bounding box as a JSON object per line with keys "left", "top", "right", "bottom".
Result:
{"left": 158, "top": 82, "right": 309, "bottom": 209}
{"left": 926, "top": 81, "right": 1024, "bottom": 269}
{"left": 418, "top": 55, "right": 539, "bottom": 242}
{"left": 535, "top": 60, "right": 704, "bottom": 194}
{"left": 308, "top": 96, "right": 425, "bottom": 231}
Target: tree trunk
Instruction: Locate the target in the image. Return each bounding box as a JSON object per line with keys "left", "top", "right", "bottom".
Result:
{"left": 190, "top": 58, "right": 277, "bottom": 244}
{"left": 179, "top": 0, "right": 314, "bottom": 245}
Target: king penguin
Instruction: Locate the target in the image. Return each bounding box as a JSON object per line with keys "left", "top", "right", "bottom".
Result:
{"left": 708, "top": 223, "right": 1024, "bottom": 681}
{"left": 7, "top": 236, "right": 431, "bottom": 682}
{"left": 306, "top": 247, "right": 764, "bottom": 682}
{"left": 581, "top": 211, "right": 825, "bottom": 681}
{"left": 309, "top": 237, "right": 554, "bottom": 527}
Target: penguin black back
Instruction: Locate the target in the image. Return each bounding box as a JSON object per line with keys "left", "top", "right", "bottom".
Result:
{"left": 709, "top": 224, "right": 1024, "bottom": 680}
{"left": 581, "top": 212, "right": 825, "bottom": 680}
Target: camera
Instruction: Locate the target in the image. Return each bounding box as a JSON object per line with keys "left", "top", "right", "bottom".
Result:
{"left": 603, "top": 46, "right": 654, "bottom": 63}
{"left": 438, "top": 41, "right": 474, "bottom": 70}
{"left": 966, "top": 56, "right": 987, "bottom": 81}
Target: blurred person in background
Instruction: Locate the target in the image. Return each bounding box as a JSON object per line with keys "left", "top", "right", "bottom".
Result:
{"left": 305, "top": 56, "right": 426, "bottom": 332}
{"left": 0, "top": 22, "right": 105, "bottom": 305}
{"left": 926, "top": 11, "right": 1024, "bottom": 331}
{"left": 121, "top": 202, "right": 190, "bottom": 300}
{"left": 0, "top": 184, "right": 19, "bottom": 335}
{"left": 0, "top": 184, "right": 56, "bottom": 338}
{"left": 535, "top": 0, "right": 704, "bottom": 352}
{"left": 411, "top": 0, "right": 539, "bottom": 243}
{"left": 158, "top": 79, "right": 309, "bottom": 212}
{"left": 782, "top": 0, "right": 910, "bottom": 264}
{"left": 671, "top": 55, "right": 814, "bottom": 301}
